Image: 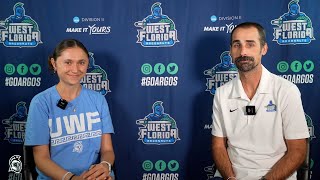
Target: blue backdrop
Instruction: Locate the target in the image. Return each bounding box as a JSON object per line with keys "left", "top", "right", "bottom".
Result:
{"left": 0, "top": 0, "right": 319, "bottom": 179}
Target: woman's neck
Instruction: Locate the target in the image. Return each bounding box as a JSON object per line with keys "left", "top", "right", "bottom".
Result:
{"left": 56, "top": 83, "right": 81, "bottom": 102}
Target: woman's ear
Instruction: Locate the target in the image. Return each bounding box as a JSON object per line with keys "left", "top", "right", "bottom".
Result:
{"left": 50, "top": 58, "right": 56, "bottom": 71}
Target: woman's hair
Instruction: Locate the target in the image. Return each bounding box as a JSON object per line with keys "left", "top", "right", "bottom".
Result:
{"left": 48, "top": 39, "right": 89, "bottom": 72}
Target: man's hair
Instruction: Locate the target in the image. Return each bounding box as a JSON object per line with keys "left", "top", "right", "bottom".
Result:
{"left": 230, "top": 22, "right": 266, "bottom": 46}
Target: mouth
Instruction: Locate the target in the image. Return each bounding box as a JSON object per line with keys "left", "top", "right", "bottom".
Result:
{"left": 68, "top": 74, "right": 83, "bottom": 78}
{"left": 235, "top": 56, "right": 254, "bottom": 63}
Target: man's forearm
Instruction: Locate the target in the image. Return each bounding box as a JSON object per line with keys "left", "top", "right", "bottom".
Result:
{"left": 264, "top": 139, "right": 307, "bottom": 180}
{"left": 212, "top": 137, "right": 235, "bottom": 179}
{"left": 213, "top": 147, "right": 235, "bottom": 179}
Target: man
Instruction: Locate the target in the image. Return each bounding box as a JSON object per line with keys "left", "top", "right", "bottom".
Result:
{"left": 211, "top": 22, "right": 309, "bottom": 180}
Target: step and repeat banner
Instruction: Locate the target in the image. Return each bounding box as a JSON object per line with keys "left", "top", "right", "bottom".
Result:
{"left": 0, "top": 0, "right": 319, "bottom": 179}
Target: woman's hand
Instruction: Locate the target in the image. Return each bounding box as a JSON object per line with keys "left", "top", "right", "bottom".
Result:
{"left": 82, "top": 163, "right": 111, "bottom": 180}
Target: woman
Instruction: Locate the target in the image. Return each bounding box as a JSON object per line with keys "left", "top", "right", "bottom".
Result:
{"left": 25, "top": 39, "right": 115, "bottom": 180}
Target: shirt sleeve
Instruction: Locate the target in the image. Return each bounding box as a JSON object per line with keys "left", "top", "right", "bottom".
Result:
{"left": 99, "top": 96, "right": 114, "bottom": 134}
{"left": 211, "top": 88, "right": 226, "bottom": 137}
{"left": 281, "top": 85, "right": 310, "bottom": 140}
{"left": 24, "top": 96, "right": 50, "bottom": 145}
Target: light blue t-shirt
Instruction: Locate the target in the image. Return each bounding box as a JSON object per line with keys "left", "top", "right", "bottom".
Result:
{"left": 25, "top": 86, "right": 114, "bottom": 179}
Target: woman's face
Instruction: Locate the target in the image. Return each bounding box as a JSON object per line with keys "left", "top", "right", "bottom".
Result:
{"left": 51, "top": 47, "right": 89, "bottom": 87}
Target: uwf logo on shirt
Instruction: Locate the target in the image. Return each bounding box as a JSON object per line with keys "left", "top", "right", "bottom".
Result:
{"left": 49, "top": 112, "right": 102, "bottom": 146}
{"left": 0, "top": 2, "right": 42, "bottom": 47}
{"left": 80, "top": 52, "right": 111, "bottom": 96}
{"left": 271, "top": 0, "right": 315, "bottom": 45}
{"left": 204, "top": 51, "right": 238, "bottom": 95}
{"left": 134, "top": 2, "right": 179, "bottom": 47}
{"left": 136, "top": 101, "right": 180, "bottom": 145}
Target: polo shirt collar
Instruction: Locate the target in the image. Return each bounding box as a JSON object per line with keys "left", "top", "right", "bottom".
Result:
{"left": 230, "top": 65, "right": 272, "bottom": 99}
{"left": 257, "top": 65, "right": 272, "bottom": 94}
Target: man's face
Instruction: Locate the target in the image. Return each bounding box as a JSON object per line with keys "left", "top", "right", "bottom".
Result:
{"left": 230, "top": 27, "right": 267, "bottom": 72}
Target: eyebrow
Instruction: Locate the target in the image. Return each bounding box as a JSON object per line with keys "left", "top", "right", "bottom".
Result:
{"left": 232, "top": 40, "right": 256, "bottom": 44}
{"left": 64, "top": 58, "right": 87, "bottom": 61}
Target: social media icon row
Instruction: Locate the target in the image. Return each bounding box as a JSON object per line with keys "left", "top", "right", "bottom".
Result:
{"left": 141, "top": 63, "right": 178, "bottom": 75}
{"left": 4, "top": 64, "right": 41, "bottom": 76}
{"left": 142, "top": 160, "right": 179, "bottom": 172}
{"left": 277, "top": 60, "right": 314, "bottom": 73}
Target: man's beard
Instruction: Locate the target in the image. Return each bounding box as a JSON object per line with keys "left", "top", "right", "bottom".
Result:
{"left": 234, "top": 56, "right": 257, "bottom": 72}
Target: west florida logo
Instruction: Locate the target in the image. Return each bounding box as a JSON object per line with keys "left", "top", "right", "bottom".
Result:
{"left": 204, "top": 163, "right": 222, "bottom": 180}
{"left": 80, "top": 52, "right": 110, "bottom": 96}
{"left": 0, "top": 2, "right": 42, "bottom": 47}
{"left": 265, "top": 100, "right": 277, "bottom": 112}
{"left": 305, "top": 113, "right": 315, "bottom": 140}
{"left": 137, "top": 101, "right": 180, "bottom": 144}
{"left": 2, "top": 102, "right": 27, "bottom": 144}
{"left": 271, "top": 0, "right": 315, "bottom": 45}
{"left": 72, "top": 141, "right": 83, "bottom": 153}
{"left": 204, "top": 51, "right": 238, "bottom": 95}
{"left": 134, "top": 2, "right": 179, "bottom": 47}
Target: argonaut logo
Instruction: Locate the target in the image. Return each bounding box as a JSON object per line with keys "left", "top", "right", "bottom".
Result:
{"left": 305, "top": 113, "right": 315, "bottom": 140}
{"left": 2, "top": 102, "right": 27, "bottom": 144}
{"left": 134, "top": 2, "right": 179, "bottom": 47}
{"left": 204, "top": 51, "right": 238, "bottom": 95}
{"left": 0, "top": 2, "right": 42, "bottom": 47}
{"left": 271, "top": 0, "right": 315, "bottom": 45}
{"left": 204, "top": 163, "right": 222, "bottom": 179}
{"left": 7, "top": 155, "right": 23, "bottom": 180}
{"left": 137, "top": 101, "right": 180, "bottom": 145}
{"left": 80, "top": 52, "right": 110, "bottom": 95}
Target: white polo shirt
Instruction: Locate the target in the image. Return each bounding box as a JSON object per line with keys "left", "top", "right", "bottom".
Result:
{"left": 212, "top": 66, "right": 310, "bottom": 179}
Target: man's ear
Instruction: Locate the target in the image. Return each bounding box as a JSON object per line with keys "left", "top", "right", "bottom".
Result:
{"left": 262, "top": 43, "right": 268, "bottom": 56}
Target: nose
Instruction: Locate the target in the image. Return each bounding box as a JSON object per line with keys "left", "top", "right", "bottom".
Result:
{"left": 240, "top": 46, "right": 248, "bottom": 57}
{"left": 70, "top": 63, "right": 80, "bottom": 73}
